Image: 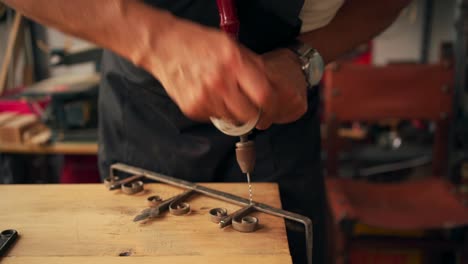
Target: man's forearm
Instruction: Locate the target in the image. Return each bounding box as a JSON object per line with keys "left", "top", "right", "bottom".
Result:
{"left": 299, "top": 0, "right": 411, "bottom": 64}
{"left": 2, "top": 0, "right": 175, "bottom": 66}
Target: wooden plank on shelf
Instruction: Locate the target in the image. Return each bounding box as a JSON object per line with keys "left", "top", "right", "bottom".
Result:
{"left": 0, "top": 141, "right": 98, "bottom": 154}
{"left": 0, "top": 12, "right": 22, "bottom": 94}
{"left": 0, "top": 114, "right": 39, "bottom": 143}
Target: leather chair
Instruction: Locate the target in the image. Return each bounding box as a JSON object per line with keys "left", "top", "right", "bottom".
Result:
{"left": 323, "top": 62, "right": 468, "bottom": 264}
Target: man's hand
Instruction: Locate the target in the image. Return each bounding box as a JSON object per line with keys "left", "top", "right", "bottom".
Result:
{"left": 140, "top": 18, "right": 273, "bottom": 125}
{"left": 257, "top": 49, "right": 308, "bottom": 129}
{"left": 139, "top": 19, "right": 308, "bottom": 129}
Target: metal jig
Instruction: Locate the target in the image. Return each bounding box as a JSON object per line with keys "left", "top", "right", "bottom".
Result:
{"left": 108, "top": 163, "right": 313, "bottom": 264}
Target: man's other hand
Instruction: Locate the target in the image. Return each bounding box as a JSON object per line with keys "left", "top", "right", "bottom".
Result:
{"left": 257, "top": 49, "right": 308, "bottom": 129}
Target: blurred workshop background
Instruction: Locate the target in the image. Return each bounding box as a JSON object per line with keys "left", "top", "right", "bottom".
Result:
{"left": 1, "top": 0, "right": 468, "bottom": 263}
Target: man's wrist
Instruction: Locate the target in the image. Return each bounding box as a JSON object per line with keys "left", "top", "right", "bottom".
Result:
{"left": 122, "top": 2, "right": 177, "bottom": 70}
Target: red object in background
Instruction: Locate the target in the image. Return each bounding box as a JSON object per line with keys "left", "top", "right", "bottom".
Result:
{"left": 350, "top": 249, "right": 420, "bottom": 264}
{"left": 0, "top": 98, "right": 49, "bottom": 115}
{"left": 60, "top": 155, "right": 100, "bottom": 183}
{"left": 352, "top": 42, "right": 373, "bottom": 65}
{"left": 0, "top": 86, "right": 50, "bottom": 115}
{"left": 411, "top": 119, "right": 426, "bottom": 130}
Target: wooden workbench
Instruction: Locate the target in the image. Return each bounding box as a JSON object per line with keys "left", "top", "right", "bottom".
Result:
{"left": 0, "top": 183, "right": 292, "bottom": 263}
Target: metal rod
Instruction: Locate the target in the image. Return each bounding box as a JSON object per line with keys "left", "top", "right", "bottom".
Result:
{"left": 109, "top": 174, "right": 144, "bottom": 190}
{"left": 110, "top": 163, "right": 313, "bottom": 264}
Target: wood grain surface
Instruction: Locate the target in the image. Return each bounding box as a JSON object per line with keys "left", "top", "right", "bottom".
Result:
{"left": 0, "top": 142, "right": 98, "bottom": 154}
{"left": 0, "top": 183, "right": 291, "bottom": 263}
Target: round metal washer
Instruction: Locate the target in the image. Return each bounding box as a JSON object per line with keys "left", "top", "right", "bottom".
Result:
{"left": 103, "top": 176, "right": 119, "bottom": 188}
{"left": 232, "top": 216, "right": 258, "bottom": 233}
{"left": 209, "top": 208, "right": 228, "bottom": 223}
{"left": 169, "top": 202, "right": 191, "bottom": 216}
{"left": 121, "top": 180, "right": 144, "bottom": 194}
{"left": 147, "top": 195, "right": 163, "bottom": 207}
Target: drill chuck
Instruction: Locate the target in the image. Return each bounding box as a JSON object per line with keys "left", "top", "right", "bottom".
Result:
{"left": 235, "top": 140, "right": 256, "bottom": 174}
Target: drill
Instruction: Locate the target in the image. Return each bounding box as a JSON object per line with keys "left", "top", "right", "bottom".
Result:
{"left": 210, "top": 116, "right": 259, "bottom": 204}
{"left": 211, "top": 0, "right": 258, "bottom": 204}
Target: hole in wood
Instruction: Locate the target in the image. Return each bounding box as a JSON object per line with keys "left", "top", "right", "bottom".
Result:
{"left": 119, "top": 251, "right": 132, "bottom": 257}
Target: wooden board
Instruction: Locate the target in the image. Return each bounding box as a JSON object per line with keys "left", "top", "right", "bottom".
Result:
{"left": 0, "top": 256, "right": 292, "bottom": 264}
{"left": 0, "top": 183, "right": 291, "bottom": 263}
{"left": 0, "top": 142, "right": 98, "bottom": 154}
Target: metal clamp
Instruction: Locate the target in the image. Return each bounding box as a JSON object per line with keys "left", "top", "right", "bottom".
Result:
{"left": 218, "top": 205, "right": 258, "bottom": 232}
{"left": 109, "top": 175, "right": 144, "bottom": 190}
{"left": 219, "top": 205, "right": 254, "bottom": 228}
{"left": 104, "top": 176, "right": 119, "bottom": 188}
{"left": 121, "top": 181, "right": 144, "bottom": 195}
{"left": 169, "top": 202, "right": 191, "bottom": 216}
{"left": 232, "top": 215, "right": 258, "bottom": 232}
{"left": 209, "top": 208, "right": 228, "bottom": 223}
{"left": 147, "top": 195, "right": 163, "bottom": 207}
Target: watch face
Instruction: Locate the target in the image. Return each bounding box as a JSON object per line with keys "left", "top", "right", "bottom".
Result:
{"left": 308, "top": 52, "right": 324, "bottom": 86}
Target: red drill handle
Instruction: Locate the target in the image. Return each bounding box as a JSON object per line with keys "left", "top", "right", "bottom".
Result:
{"left": 216, "top": 0, "right": 239, "bottom": 39}
{"left": 212, "top": 0, "right": 262, "bottom": 137}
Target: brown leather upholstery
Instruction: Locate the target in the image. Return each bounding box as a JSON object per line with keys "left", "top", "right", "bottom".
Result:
{"left": 323, "top": 62, "right": 468, "bottom": 262}
{"left": 326, "top": 178, "right": 468, "bottom": 230}
{"left": 323, "top": 63, "right": 454, "bottom": 121}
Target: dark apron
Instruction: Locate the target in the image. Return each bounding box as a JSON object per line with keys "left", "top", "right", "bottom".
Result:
{"left": 99, "top": 1, "right": 325, "bottom": 263}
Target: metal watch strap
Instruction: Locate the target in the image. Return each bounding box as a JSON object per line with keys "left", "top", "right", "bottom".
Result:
{"left": 289, "top": 39, "right": 314, "bottom": 58}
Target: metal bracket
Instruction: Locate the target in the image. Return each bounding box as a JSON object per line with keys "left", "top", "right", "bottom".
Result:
{"left": 108, "top": 163, "right": 313, "bottom": 264}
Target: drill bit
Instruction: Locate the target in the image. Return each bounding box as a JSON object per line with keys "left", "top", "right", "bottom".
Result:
{"left": 236, "top": 135, "right": 256, "bottom": 204}
{"left": 246, "top": 172, "right": 253, "bottom": 204}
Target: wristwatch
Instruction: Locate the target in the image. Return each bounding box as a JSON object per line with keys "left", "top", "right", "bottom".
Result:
{"left": 288, "top": 40, "right": 324, "bottom": 86}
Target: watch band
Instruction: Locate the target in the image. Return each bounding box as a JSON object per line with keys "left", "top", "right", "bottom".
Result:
{"left": 288, "top": 39, "right": 324, "bottom": 86}
{"left": 288, "top": 39, "right": 314, "bottom": 58}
